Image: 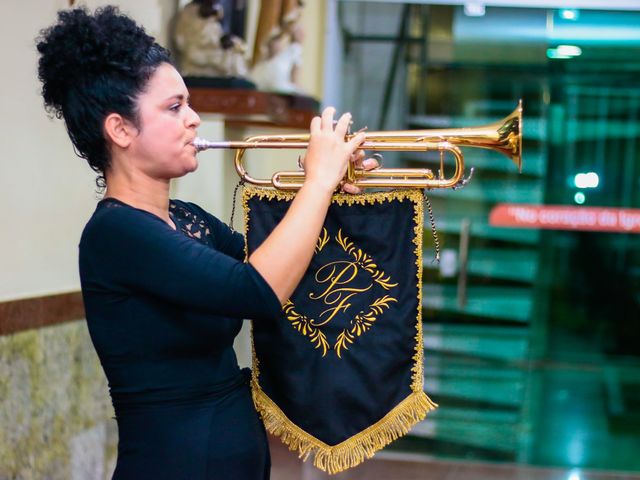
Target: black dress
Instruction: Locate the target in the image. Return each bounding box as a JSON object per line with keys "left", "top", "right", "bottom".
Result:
{"left": 79, "top": 198, "right": 282, "bottom": 480}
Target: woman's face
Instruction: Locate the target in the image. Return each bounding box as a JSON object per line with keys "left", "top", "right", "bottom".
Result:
{"left": 128, "top": 63, "right": 201, "bottom": 179}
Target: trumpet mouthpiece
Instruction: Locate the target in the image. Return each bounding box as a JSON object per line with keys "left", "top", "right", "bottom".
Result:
{"left": 193, "top": 138, "right": 232, "bottom": 152}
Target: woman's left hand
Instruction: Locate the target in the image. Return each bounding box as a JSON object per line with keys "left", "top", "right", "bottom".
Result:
{"left": 341, "top": 150, "right": 380, "bottom": 194}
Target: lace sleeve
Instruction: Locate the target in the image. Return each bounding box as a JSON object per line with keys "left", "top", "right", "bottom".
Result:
{"left": 170, "top": 200, "right": 245, "bottom": 260}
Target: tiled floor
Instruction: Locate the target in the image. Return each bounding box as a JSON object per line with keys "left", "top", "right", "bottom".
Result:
{"left": 269, "top": 437, "right": 640, "bottom": 480}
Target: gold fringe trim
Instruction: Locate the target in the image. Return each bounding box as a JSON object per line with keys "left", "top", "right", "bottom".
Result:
{"left": 411, "top": 188, "right": 426, "bottom": 393}
{"left": 244, "top": 185, "right": 438, "bottom": 474}
{"left": 252, "top": 384, "right": 437, "bottom": 475}
{"left": 241, "top": 184, "right": 425, "bottom": 208}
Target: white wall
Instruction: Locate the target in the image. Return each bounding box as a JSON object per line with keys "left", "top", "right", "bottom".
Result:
{"left": 0, "top": 0, "right": 325, "bottom": 302}
{"left": 0, "top": 0, "right": 204, "bottom": 302}
{"left": 1, "top": 0, "right": 96, "bottom": 301}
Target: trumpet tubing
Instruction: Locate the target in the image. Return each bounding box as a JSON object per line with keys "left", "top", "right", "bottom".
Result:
{"left": 193, "top": 100, "right": 523, "bottom": 190}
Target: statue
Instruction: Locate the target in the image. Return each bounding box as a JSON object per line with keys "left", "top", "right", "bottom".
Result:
{"left": 250, "top": 0, "right": 305, "bottom": 94}
{"left": 173, "top": 0, "right": 250, "bottom": 83}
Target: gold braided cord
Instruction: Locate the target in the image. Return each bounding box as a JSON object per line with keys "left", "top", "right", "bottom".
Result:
{"left": 411, "top": 189, "right": 426, "bottom": 392}
{"left": 252, "top": 383, "right": 436, "bottom": 475}
{"left": 243, "top": 186, "right": 437, "bottom": 474}
{"left": 242, "top": 184, "right": 427, "bottom": 207}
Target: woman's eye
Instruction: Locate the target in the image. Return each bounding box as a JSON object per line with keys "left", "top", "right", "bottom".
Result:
{"left": 169, "top": 103, "right": 181, "bottom": 112}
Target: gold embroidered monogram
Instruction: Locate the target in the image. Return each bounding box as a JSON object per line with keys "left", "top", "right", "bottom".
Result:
{"left": 315, "top": 227, "right": 329, "bottom": 253}
{"left": 309, "top": 260, "right": 373, "bottom": 326}
{"left": 283, "top": 301, "right": 330, "bottom": 356}
{"left": 284, "top": 228, "right": 398, "bottom": 358}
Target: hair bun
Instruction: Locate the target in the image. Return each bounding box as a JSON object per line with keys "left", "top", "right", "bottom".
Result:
{"left": 37, "top": 6, "right": 155, "bottom": 114}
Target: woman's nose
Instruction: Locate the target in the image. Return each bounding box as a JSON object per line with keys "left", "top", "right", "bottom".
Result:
{"left": 187, "top": 105, "right": 201, "bottom": 128}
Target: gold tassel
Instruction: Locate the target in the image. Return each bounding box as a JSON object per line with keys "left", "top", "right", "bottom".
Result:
{"left": 252, "top": 383, "right": 437, "bottom": 475}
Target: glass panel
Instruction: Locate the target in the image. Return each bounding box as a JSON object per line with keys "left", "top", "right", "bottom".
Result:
{"left": 338, "top": 2, "right": 640, "bottom": 473}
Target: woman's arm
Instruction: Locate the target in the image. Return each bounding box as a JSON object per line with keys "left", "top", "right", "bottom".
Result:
{"left": 248, "top": 107, "right": 365, "bottom": 303}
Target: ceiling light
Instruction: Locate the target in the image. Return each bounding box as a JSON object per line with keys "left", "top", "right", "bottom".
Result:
{"left": 464, "top": 2, "right": 485, "bottom": 17}
{"left": 547, "top": 45, "right": 582, "bottom": 59}
{"left": 574, "top": 172, "right": 599, "bottom": 188}
{"left": 557, "top": 45, "right": 583, "bottom": 57}
{"left": 547, "top": 48, "right": 572, "bottom": 59}
{"left": 560, "top": 9, "right": 580, "bottom": 21}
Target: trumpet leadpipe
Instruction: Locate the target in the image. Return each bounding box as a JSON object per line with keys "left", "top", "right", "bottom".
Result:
{"left": 193, "top": 137, "right": 309, "bottom": 152}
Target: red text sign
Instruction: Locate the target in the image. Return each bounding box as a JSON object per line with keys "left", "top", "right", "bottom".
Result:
{"left": 489, "top": 204, "right": 640, "bottom": 233}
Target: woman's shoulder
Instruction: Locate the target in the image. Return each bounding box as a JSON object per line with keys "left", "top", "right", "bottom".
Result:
{"left": 170, "top": 199, "right": 244, "bottom": 256}
{"left": 169, "top": 199, "right": 224, "bottom": 246}
{"left": 88, "top": 197, "right": 167, "bottom": 226}
{"left": 80, "top": 198, "right": 170, "bottom": 247}
{"left": 170, "top": 198, "right": 211, "bottom": 215}
{"left": 170, "top": 199, "right": 226, "bottom": 230}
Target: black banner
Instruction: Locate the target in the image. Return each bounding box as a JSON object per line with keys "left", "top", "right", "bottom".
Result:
{"left": 243, "top": 186, "right": 436, "bottom": 474}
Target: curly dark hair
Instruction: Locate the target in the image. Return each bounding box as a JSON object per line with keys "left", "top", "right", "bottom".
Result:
{"left": 36, "top": 6, "right": 172, "bottom": 188}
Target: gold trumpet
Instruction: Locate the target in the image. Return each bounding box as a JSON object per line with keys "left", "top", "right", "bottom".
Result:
{"left": 193, "top": 100, "right": 523, "bottom": 190}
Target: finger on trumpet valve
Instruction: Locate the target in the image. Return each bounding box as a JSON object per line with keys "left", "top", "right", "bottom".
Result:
{"left": 332, "top": 118, "right": 355, "bottom": 135}
{"left": 371, "top": 152, "right": 383, "bottom": 166}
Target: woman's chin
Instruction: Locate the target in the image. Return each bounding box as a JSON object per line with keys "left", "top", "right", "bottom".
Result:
{"left": 183, "top": 157, "right": 199, "bottom": 174}
{"left": 169, "top": 162, "right": 198, "bottom": 179}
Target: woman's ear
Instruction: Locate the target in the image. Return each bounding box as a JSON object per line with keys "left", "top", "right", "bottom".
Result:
{"left": 104, "top": 113, "right": 136, "bottom": 149}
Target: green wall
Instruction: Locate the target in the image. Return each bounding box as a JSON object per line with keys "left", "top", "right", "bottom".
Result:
{"left": 0, "top": 321, "right": 116, "bottom": 479}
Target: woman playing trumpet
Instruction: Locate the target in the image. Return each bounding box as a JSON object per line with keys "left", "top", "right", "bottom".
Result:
{"left": 37, "top": 6, "right": 376, "bottom": 479}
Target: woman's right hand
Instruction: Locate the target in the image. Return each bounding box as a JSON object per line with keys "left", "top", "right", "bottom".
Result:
{"left": 303, "top": 107, "right": 366, "bottom": 194}
{"left": 249, "top": 107, "right": 365, "bottom": 303}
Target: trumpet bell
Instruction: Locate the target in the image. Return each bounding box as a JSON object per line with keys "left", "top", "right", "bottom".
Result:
{"left": 360, "top": 99, "right": 523, "bottom": 172}
{"left": 493, "top": 99, "right": 523, "bottom": 171}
